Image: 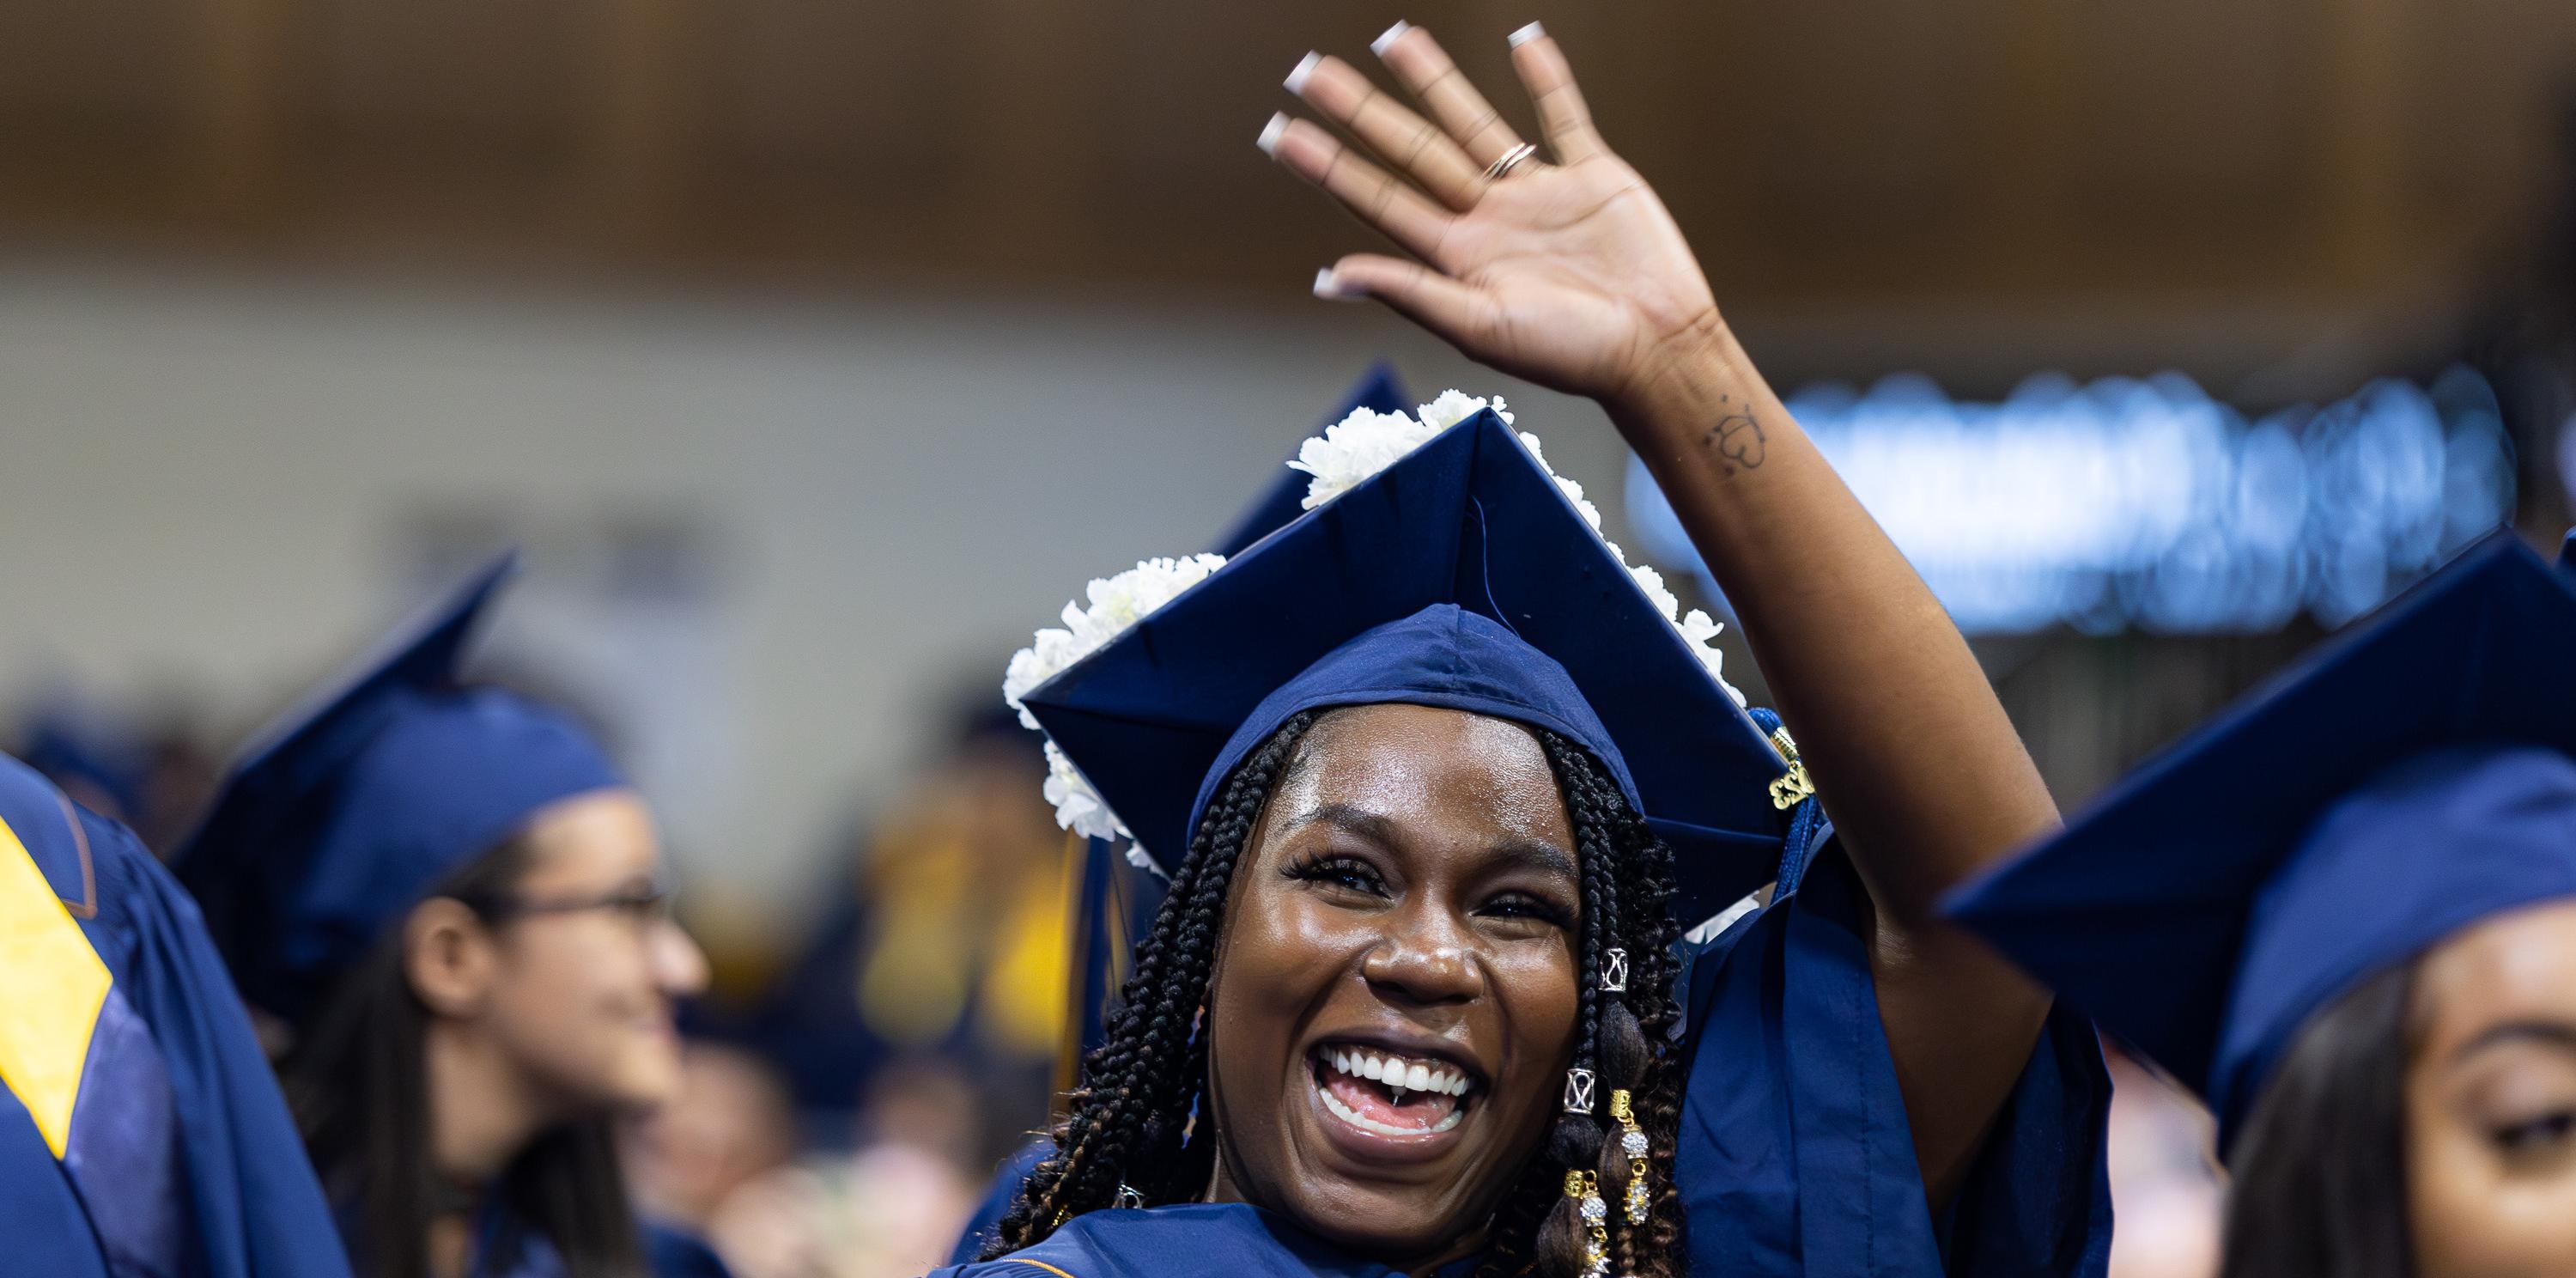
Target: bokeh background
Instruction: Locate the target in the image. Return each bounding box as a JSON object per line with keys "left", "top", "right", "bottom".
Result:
{"left": 6, "top": 2, "right": 2576, "bottom": 1275}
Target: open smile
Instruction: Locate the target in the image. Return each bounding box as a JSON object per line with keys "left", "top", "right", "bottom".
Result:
{"left": 1305, "top": 1040, "right": 1486, "bottom": 1157}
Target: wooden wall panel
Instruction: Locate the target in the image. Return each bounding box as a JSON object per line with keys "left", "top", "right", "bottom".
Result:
{"left": 2403, "top": 0, "right": 2576, "bottom": 218}
{"left": 0, "top": 0, "right": 2567, "bottom": 310}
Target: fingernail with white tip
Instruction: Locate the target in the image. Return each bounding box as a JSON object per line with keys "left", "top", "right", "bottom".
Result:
{"left": 1371, "top": 21, "right": 1411, "bottom": 57}
{"left": 1257, "top": 113, "right": 1289, "bottom": 156}
{"left": 1508, "top": 21, "right": 1546, "bottom": 47}
{"left": 1314, "top": 268, "right": 1363, "bottom": 301}
{"left": 1285, "top": 52, "right": 1321, "bottom": 94}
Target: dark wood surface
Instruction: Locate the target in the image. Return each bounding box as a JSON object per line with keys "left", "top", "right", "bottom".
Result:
{"left": 3, "top": 0, "right": 2568, "bottom": 314}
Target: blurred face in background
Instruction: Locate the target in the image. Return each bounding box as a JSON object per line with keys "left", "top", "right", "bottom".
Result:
{"left": 2406, "top": 899, "right": 2576, "bottom": 1278}
{"left": 626, "top": 1043, "right": 799, "bottom": 1229}
{"left": 416, "top": 789, "right": 710, "bottom": 1118}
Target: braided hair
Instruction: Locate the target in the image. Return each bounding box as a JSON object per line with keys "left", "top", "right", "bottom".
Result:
{"left": 987, "top": 710, "right": 1692, "bottom": 1278}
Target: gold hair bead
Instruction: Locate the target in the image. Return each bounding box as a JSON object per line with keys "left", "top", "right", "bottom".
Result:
{"left": 1611, "top": 1087, "right": 1651, "bottom": 1226}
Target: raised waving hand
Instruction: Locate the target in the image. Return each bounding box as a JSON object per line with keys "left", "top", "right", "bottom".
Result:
{"left": 1265, "top": 21, "right": 2068, "bottom": 1213}
{"left": 1264, "top": 23, "right": 1721, "bottom": 413}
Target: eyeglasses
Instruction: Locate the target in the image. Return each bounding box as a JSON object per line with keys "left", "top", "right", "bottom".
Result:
{"left": 459, "top": 879, "right": 675, "bottom": 930}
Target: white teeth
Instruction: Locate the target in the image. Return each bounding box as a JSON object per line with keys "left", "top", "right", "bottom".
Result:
{"left": 1321, "top": 1047, "right": 1473, "bottom": 1098}
{"left": 1319, "top": 1085, "right": 1466, "bottom": 1136}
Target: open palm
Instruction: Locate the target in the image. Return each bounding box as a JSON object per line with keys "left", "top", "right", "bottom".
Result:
{"left": 1267, "top": 24, "right": 1722, "bottom": 411}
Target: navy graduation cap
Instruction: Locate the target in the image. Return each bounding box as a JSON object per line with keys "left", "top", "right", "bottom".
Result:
{"left": 175, "top": 552, "right": 625, "bottom": 1023}
{"left": 1945, "top": 528, "right": 2576, "bottom": 1144}
{"left": 1018, "top": 409, "right": 1797, "bottom": 922}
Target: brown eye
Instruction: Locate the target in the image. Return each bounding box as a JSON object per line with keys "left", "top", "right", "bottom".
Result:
{"left": 1282, "top": 854, "right": 1389, "bottom": 898}
{"left": 1477, "top": 893, "right": 1573, "bottom": 929}
{"left": 2494, "top": 1111, "right": 2576, "bottom": 1154}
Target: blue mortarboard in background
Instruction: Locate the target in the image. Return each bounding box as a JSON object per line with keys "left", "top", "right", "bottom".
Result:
{"left": 174, "top": 552, "right": 625, "bottom": 1023}
{"left": 1020, "top": 409, "right": 1795, "bottom": 924}
{"left": 1945, "top": 528, "right": 2576, "bottom": 1144}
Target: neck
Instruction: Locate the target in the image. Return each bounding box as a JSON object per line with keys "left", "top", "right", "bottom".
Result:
{"left": 422, "top": 1020, "right": 553, "bottom": 1190}
{"left": 1204, "top": 1141, "right": 1483, "bottom": 1278}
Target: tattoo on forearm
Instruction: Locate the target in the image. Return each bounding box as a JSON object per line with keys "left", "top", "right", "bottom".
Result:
{"left": 1703, "top": 394, "right": 1765, "bottom": 474}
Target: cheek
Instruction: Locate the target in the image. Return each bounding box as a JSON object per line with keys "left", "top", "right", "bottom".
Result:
{"left": 1228, "top": 879, "right": 1382, "bottom": 992}
{"left": 1510, "top": 946, "right": 1580, "bottom": 1038}
{"left": 1491, "top": 944, "right": 1582, "bottom": 1119}
{"left": 1211, "top": 890, "right": 1354, "bottom": 1058}
{"left": 490, "top": 932, "right": 669, "bottom": 1073}
{"left": 2409, "top": 1098, "right": 2576, "bottom": 1277}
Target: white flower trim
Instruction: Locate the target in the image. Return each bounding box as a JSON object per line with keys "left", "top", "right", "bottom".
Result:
{"left": 1301, "top": 392, "right": 1747, "bottom": 707}
{"left": 1004, "top": 391, "right": 1749, "bottom": 866}
{"left": 1004, "top": 553, "right": 1227, "bottom": 851}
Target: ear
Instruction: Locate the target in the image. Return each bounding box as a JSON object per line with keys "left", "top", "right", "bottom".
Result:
{"left": 402, "top": 896, "right": 499, "bottom": 1018}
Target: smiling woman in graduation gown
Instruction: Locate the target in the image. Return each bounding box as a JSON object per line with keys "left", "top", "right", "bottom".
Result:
{"left": 174, "top": 555, "right": 728, "bottom": 1278}
{"left": 0, "top": 751, "right": 353, "bottom": 1278}
{"left": 935, "top": 19, "right": 2108, "bottom": 1278}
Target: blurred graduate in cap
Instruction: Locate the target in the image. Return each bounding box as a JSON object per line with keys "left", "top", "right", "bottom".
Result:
{"left": 1948, "top": 529, "right": 2576, "bottom": 1278}
{"left": 941, "top": 21, "right": 2110, "bottom": 1277}
{"left": 0, "top": 750, "right": 351, "bottom": 1278}
{"left": 173, "top": 554, "right": 731, "bottom": 1278}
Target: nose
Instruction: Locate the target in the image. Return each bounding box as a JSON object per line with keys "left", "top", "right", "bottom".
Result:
{"left": 649, "top": 917, "right": 710, "bottom": 997}
{"left": 1358, "top": 907, "right": 1483, "bottom": 1007}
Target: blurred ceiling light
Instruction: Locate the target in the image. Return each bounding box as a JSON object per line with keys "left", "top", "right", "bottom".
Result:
{"left": 1625, "top": 367, "right": 2515, "bottom": 636}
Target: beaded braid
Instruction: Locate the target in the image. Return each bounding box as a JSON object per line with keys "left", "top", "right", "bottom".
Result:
{"left": 988, "top": 714, "right": 1692, "bottom": 1278}
{"left": 989, "top": 712, "right": 1319, "bottom": 1254}
{"left": 1535, "top": 732, "right": 1687, "bottom": 1278}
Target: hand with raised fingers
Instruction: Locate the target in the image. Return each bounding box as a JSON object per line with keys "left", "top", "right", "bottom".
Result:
{"left": 1263, "top": 21, "right": 1722, "bottom": 416}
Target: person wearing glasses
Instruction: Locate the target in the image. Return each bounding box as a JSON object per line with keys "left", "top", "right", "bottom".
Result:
{"left": 175, "top": 553, "right": 729, "bottom": 1278}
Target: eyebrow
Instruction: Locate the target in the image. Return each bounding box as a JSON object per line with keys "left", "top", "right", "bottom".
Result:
{"left": 2451, "top": 1019, "right": 2576, "bottom": 1063}
{"left": 1287, "top": 803, "right": 1580, "bottom": 881}
{"left": 1484, "top": 837, "right": 1582, "bottom": 884}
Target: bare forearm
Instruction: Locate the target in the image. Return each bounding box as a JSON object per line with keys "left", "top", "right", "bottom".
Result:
{"left": 1614, "top": 321, "right": 2061, "bottom": 1202}
{"left": 1610, "top": 323, "right": 2058, "bottom": 924}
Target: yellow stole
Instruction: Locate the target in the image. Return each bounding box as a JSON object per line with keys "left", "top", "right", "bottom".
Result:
{"left": 0, "top": 812, "right": 111, "bottom": 1158}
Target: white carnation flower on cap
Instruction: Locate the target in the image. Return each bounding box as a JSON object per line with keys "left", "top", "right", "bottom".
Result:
{"left": 1291, "top": 388, "right": 1745, "bottom": 708}
{"left": 1291, "top": 393, "right": 1522, "bottom": 512}
{"left": 1291, "top": 406, "right": 1441, "bottom": 511}
{"left": 1004, "top": 552, "right": 1227, "bottom": 847}
{"left": 1418, "top": 389, "right": 1514, "bottom": 432}
{"left": 1011, "top": 390, "right": 1754, "bottom": 858}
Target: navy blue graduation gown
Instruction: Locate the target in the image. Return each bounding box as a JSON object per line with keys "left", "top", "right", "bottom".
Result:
{"left": 928, "top": 1202, "right": 1475, "bottom": 1278}
{"left": 945, "top": 838, "right": 2112, "bottom": 1278}
{"left": 949, "top": 1135, "right": 1053, "bottom": 1267}
{"left": 0, "top": 753, "right": 352, "bottom": 1278}
{"left": 336, "top": 1198, "right": 732, "bottom": 1278}
{"left": 1676, "top": 842, "right": 2111, "bottom": 1277}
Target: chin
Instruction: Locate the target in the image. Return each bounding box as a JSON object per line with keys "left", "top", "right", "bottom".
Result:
{"left": 1298, "top": 1208, "right": 1452, "bottom": 1259}
{"left": 617, "top": 1059, "right": 685, "bottom": 1111}
{"left": 589, "top": 1038, "right": 685, "bottom": 1112}
{"left": 1265, "top": 1156, "right": 1487, "bottom": 1263}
